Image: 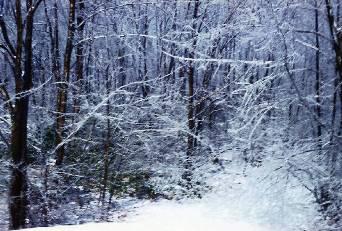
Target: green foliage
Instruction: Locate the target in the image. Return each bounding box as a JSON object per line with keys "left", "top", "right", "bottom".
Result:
{"left": 109, "top": 171, "right": 160, "bottom": 199}
{"left": 42, "top": 126, "right": 55, "bottom": 152}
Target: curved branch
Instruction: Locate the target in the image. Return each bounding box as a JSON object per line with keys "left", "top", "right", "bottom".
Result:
{"left": 0, "top": 16, "right": 15, "bottom": 56}
{"left": 0, "top": 83, "right": 14, "bottom": 117}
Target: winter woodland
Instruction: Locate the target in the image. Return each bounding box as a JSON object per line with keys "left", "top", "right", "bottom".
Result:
{"left": 0, "top": 0, "right": 342, "bottom": 230}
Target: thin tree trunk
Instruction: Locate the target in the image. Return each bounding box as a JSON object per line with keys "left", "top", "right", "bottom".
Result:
{"left": 73, "top": 0, "right": 85, "bottom": 114}
{"left": 184, "top": 0, "right": 200, "bottom": 188}
{"left": 139, "top": 5, "right": 149, "bottom": 98}
{"left": 55, "top": 0, "right": 76, "bottom": 166}
{"left": 314, "top": 1, "right": 322, "bottom": 151}
{"left": 101, "top": 65, "right": 111, "bottom": 204}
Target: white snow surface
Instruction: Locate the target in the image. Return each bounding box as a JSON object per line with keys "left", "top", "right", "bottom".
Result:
{"left": 24, "top": 152, "right": 319, "bottom": 231}
{"left": 24, "top": 200, "right": 270, "bottom": 231}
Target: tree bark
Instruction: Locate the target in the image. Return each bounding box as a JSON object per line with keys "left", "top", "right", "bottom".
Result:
{"left": 73, "top": 0, "right": 85, "bottom": 114}
{"left": 6, "top": 0, "right": 42, "bottom": 229}
{"left": 55, "top": 0, "right": 76, "bottom": 166}
{"left": 314, "top": 0, "right": 322, "bottom": 150}
{"left": 183, "top": 0, "right": 200, "bottom": 188}
{"left": 325, "top": 0, "right": 342, "bottom": 135}
{"left": 101, "top": 65, "right": 111, "bottom": 204}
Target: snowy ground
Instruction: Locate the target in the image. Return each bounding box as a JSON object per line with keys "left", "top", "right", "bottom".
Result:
{"left": 0, "top": 193, "right": 8, "bottom": 230}
{"left": 24, "top": 200, "right": 271, "bottom": 231}
{"left": 24, "top": 156, "right": 320, "bottom": 231}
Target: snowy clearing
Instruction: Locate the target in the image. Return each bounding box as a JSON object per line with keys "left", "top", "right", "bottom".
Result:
{"left": 24, "top": 157, "right": 317, "bottom": 231}
{"left": 24, "top": 200, "right": 270, "bottom": 231}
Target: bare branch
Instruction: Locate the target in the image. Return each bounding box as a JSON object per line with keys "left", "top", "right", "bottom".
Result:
{"left": 0, "top": 83, "right": 14, "bottom": 117}
{"left": 0, "top": 16, "right": 15, "bottom": 56}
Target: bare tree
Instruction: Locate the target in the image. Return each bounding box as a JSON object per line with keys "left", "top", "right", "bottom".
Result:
{"left": 0, "top": 0, "right": 43, "bottom": 229}
{"left": 55, "top": 0, "right": 76, "bottom": 166}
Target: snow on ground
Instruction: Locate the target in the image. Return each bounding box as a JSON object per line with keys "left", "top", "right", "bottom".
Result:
{"left": 0, "top": 193, "right": 8, "bottom": 230}
{"left": 24, "top": 199, "right": 270, "bottom": 231}
{"left": 203, "top": 153, "right": 319, "bottom": 231}
{"left": 24, "top": 151, "right": 320, "bottom": 231}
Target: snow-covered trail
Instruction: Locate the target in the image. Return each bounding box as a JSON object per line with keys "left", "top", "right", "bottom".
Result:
{"left": 24, "top": 155, "right": 319, "bottom": 231}
{"left": 25, "top": 200, "right": 271, "bottom": 231}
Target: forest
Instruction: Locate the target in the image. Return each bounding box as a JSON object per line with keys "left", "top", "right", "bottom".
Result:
{"left": 0, "top": 0, "right": 342, "bottom": 230}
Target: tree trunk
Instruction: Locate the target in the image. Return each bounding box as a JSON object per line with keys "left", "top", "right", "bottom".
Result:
{"left": 325, "top": 0, "right": 342, "bottom": 134}
{"left": 8, "top": 0, "right": 42, "bottom": 229}
{"left": 325, "top": 0, "right": 342, "bottom": 177}
{"left": 55, "top": 0, "right": 76, "bottom": 166}
{"left": 101, "top": 65, "right": 111, "bottom": 204}
{"left": 314, "top": 1, "right": 322, "bottom": 150}
{"left": 183, "top": 0, "right": 200, "bottom": 188}
{"left": 73, "top": 0, "right": 85, "bottom": 114}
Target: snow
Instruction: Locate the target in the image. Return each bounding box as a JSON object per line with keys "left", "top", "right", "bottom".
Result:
{"left": 24, "top": 200, "right": 270, "bottom": 231}
{"left": 23, "top": 151, "right": 319, "bottom": 231}
{"left": 0, "top": 193, "right": 7, "bottom": 230}
{"left": 24, "top": 166, "right": 318, "bottom": 231}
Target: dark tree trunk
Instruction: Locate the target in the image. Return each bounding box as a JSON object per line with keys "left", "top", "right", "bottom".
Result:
{"left": 74, "top": 0, "right": 85, "bottom": 114}
{"left": 7, "top": 0, "right": 42, "bottom": 229}
{"left": 55, "top": 0, "right": 76, "bottom": 166}
{"left": 101, "top": 65, "right": 111, "bottom": 204}
{"left": 138, "top": 5, "right": 149, "bottom": 98}
{"left": 314, "top": 1, "right": 322, "bottom": 150}
{"left": 325, "top": 0, "right": 342, "bottom": 177}
{"left": 325, "top": 0, "right": 342, "bottom": 135}
{"left": 183, "top": 0, "right": 200, "bottom": 188}
{"left": 44, "top": 0, "right": 61, "bottom": 87}
{"left": 9, "top": 104, "right": 29, "bottom": 230}
{"left": 8, "top": 0, "right": 26, "bottom": 229}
